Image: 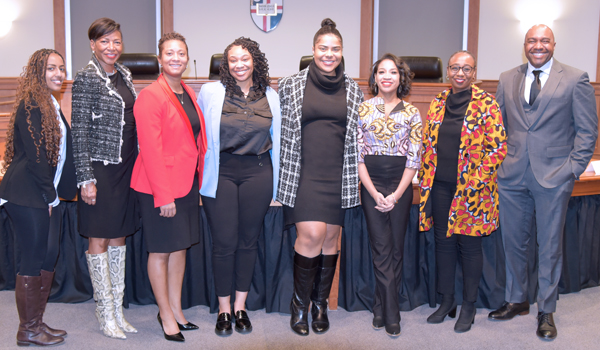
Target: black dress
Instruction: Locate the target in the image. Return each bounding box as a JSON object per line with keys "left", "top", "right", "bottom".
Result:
{"left": 78, "top": 71, "right": 137, "bottom": 239}
{"left": 284, "top": 61, "right": 347, "bottom": 226}
{"left": 137, "top": 90, "right": 201, "bottom": 253}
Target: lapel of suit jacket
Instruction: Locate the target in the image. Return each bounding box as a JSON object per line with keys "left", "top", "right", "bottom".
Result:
{"left": 512, "top": 64, "right": 530, "bottom": 127}
{"left": 157, "top": 74, "right": 195, "bottom": 145}
{"left": 528, "top": 60, "right": 563, "bottom": 128}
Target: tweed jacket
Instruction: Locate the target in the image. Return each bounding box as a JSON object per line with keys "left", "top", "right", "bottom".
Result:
{"left": 276, "top": 66, "right": 364, "bottom": 208}
{"left": 71, "top": 54, "right": 137, "bottom": 187}
{"left": 419, "top": 85, "right": 507, "bottom": 237}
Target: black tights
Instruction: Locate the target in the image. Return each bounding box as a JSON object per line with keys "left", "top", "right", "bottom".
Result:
{"left": 4, "top": 202, "right": 61, "bottom": 276}
{"left": 431, "top": 180, "right": 483, "bottom": 303}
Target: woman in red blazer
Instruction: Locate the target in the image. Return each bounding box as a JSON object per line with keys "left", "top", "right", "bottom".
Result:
{"left": 131, "top": 32, "right": 207, "bottom": 342}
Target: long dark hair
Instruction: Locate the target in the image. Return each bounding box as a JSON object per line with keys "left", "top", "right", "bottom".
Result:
{"left": 220, "top": 37, "right": 270, "bottom": 97}
{"left": 4, "top": 49, "right": 64, "bottom": 171}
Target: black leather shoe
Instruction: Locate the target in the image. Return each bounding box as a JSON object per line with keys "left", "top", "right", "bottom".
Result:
{"left": 234, "top": 310, "right": 252, "bottom": 334}
{"left": 536, "top": 312, "right": 557, "bottom": 340}
{"left": 454, "top": 302, "right": 476, "bottom": 333}
{"left": 372, "top": 316, "right": 384, "bottom": 330}
{"left": 178, "top": 321, "right": 199, "bottom": 331}
{"left": 385, "top": 323, "right": 401, "bottom": 337}
{"left": 488, "top": 301, "right": 530, "bottom": 320}
{"left": 157, "top": 313, "right": 185, "bottom": 342}
{"left": 215, "top": 312, "right": 233, "bottom": 336}
{"left": 427, "top": 295, "right": 457, "bottom": 324}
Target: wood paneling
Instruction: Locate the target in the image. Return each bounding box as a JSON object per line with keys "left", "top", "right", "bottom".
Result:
{"left": 53, "top": 0, "right": 66, "bottom": 59}
{"left": 467, "top": 0, "right": 480, "bottom": 61}
{"left": 359, "top": 0, "right": 374, "bottom": 78}
{"left": 597, "top": 11, "right": 600, "bottom": 82}
{"left": 161, "top": 0, "right": 174, "bottom": 35}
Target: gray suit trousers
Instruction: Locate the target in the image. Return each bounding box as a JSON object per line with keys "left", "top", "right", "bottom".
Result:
{"left": 498, "top": 164, "right": 574, "bottom": 313}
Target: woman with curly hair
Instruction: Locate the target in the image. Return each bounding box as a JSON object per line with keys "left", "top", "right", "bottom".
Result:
{"left": 419, "top": 51, "right": 506, "bottom": 332}
{"left": 0, "top": 48, "right": 76, "bottom": 346}
{"left": 278, "top": 18, "right": 363, "bottom": 336}
{"left": 357, "top": 54, "right": 421, "bottom": 337}
{"left": 198, "top": 37, "right": 281, "bottom": 336}
{"left": 71, "top": 17, "right": 138, "bottom": 339}
{"left": 132, "top": 32, "right": 207, "bottom": 342}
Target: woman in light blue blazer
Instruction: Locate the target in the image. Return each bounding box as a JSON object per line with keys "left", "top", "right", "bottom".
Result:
{"left": 198, "top": 37, "right": 281, "bottom": 337}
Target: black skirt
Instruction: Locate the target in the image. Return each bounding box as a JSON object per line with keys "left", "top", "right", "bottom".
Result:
{"left": 136, "top": 173, "right": 200, "bottom": 253}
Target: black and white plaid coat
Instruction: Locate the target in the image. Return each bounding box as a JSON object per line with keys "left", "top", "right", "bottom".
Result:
{"left": 71, "top": 54, "right": 137, "bottom": 187}
{"left": 276, "top": 66, "right": 364, "bottom": 208}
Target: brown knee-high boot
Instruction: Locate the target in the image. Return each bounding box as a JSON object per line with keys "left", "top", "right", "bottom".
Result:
{"left": 15, "top": 275, "right": 64, "bottom": 347}
{"left": 39, "top": 270, "right": 67, "bottom": 337}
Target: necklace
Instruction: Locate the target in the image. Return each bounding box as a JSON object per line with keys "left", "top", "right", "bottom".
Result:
{"left": 175, "top": 92, "right": 184, "bottom": 105}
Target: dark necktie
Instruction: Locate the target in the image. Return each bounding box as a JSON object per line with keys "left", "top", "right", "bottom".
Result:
{"left": 529, "top": 70, "right": 542, "bottom": 106}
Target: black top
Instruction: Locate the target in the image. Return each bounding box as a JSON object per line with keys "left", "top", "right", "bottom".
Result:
{"left": 174, "top": 90, "right": 201, "bottom": 142}
{"left": 109, "top": 72, "right": 136, "bottom": 161}
{"left": 0, "top": 101, "right": 77, "bottom": 208}
{"left": 220, "top": 85, "right": 273, "bottom": 155}
{"left": 436, "top": 88, "right": 471, "bottom": 183}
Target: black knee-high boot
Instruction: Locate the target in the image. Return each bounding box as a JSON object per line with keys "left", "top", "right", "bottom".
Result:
{"left": 311, "top": 253, "right": 338, "bottom": 334}
{"left": 290, "top": 251, "right": 320, "bottom": 336}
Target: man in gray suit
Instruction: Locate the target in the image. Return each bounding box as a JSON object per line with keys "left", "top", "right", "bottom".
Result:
{"left": 488, "top": 24, "right": 597, "bottom": 340}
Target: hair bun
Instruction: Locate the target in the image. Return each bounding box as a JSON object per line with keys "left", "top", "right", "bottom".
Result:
{"left": 321, "top": 18, "right": 336, "bottom": 29}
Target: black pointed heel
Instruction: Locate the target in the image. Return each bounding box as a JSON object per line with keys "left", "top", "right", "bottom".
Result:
{"left": 157, "top": 313, "right": 185, "bottom": 342}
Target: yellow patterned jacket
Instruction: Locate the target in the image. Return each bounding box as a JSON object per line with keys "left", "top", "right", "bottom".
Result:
{"left": 419, "top": 85, "right": 507, "bottom": 237}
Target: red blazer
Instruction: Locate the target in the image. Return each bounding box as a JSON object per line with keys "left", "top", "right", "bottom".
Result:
{"left": 131, "top": 74, "right": 207, "bottom": 207}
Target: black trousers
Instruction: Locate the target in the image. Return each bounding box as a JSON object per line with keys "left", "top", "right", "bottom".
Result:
{"left": 431, "top": 180, "right": 483, "bottom": 303}
{"left": 202, "top": 152, "right": 273, "bottom": 297}
{"left": 361, "top": 156, "right": 412, "bottom": 324}
{"left": 4, "top": 202, "right": 62, "bottom": 276}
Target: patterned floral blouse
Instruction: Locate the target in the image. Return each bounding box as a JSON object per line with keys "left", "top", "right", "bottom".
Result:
{"left": 419, "top": 85, "right": 507, "bottom": 237}
{"left": 357, "top": 97, "right": 423, "bottom": 169}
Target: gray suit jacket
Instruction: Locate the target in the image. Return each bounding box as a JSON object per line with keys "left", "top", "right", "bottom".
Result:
{"left": 497, "top": 59, "right": 598, "bottom": 188}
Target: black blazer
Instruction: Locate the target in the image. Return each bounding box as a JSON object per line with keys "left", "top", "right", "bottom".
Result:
{"left": 0, "top": 100, "right": 77, "bottom": 208}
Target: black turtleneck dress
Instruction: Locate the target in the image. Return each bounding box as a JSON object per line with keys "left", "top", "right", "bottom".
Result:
{"left": 284, "top": 61, "right": 348, "bottom": 226}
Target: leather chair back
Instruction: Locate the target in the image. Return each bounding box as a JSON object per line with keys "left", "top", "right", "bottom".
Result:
{"left": 399, "top": 56, "right": 443, "bottom": 83}
{"left": 209, "top": 54, "right": 223, "bottom": 80}
{"left": 117, "top": 53, "right": 159, "bottom": 80}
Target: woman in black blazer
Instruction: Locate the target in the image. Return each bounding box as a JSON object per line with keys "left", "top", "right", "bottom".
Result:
{"left": 0, "top": 49, "right": 76, "bottom": 347}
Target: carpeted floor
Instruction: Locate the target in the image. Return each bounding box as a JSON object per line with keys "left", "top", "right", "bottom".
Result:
{"left": 0, "top": 287, "right": 599, "bottom": 349}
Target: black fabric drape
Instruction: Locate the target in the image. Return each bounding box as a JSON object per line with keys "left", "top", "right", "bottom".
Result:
{"left": 1, "top": 196, "right": 599, "bottom": 312}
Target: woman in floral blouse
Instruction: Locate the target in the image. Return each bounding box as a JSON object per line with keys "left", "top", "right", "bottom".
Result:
{"left": 419, "top": 51, "right": 506, "bottom": 333}
{"left": 357, "top": 53, "right": 422, "bottom": 337}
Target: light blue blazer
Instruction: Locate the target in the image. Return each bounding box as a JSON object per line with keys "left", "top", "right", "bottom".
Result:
{"left": 197, "top": 81, "right": 281, "bottom": 199}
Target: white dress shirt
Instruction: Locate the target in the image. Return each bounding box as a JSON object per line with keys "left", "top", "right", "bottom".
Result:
{"left": 523, "top": 58, "right": 553, "bottom": 104}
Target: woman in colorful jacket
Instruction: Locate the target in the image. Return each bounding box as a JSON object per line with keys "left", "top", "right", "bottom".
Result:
{"left": 419, "top": 51, "right": 507, "bottom": 333}
{"left": 198, "top": 37, "right": 281, "bottom": 336}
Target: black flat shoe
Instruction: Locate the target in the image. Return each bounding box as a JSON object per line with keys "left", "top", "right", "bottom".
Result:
{"left": 372, "top": 316, "right": 384, "bottom": 330}
{"left": 385, "top": 323, "right": 401, "bottom": 337}
{"left": 215, "top": 312, "right": 233, "bottom": 336}
{"left": 234, "top": 310, "right": 252, "bottom": 334}
{"left": 157, "top": 313, "right": 185, "bottom": 342}
{"left": 178, "top": 321, "right": 199, "bottom": 331}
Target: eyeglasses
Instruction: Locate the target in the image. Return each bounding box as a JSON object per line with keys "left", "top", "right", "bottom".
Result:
{"left": 448, "top": 65, "right": 475, "bottom": 74}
